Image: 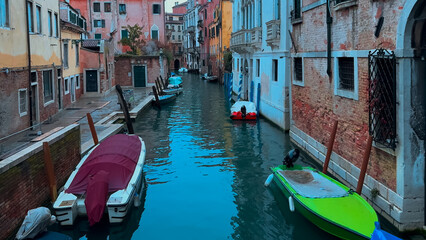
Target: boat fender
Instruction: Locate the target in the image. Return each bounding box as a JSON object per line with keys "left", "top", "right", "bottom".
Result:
{"left": 288, "top": 196, "right": 295, "bottom": 212}
{"left": 134, "top": 193, "right": 141, "bottom": 207}
{"left": 264, "top": 174, "right": 274, "bottom": 187}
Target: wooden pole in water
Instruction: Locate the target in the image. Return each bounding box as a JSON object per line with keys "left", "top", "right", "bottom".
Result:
{"left": 322, "top": 120, "right": 338, "bottom": 174}
{"left": 152, "top": 86, "right": 161, "bottom": 109}
{"left": 43, "top": 142, "right": 57, "bottom": 202}
{"left": 356, "top": 135, "right": 373, "bottom": 194}
{"left": 160, "top": 75, "right": 168, "bottom": 89}
{"left": 157, "top": 77, "right": 165, "bottom": 92}
{"left": 115, "top": 85, "right": 135, "bottom": 134}
{"left": 155, "top": 79, "right": 162, "bottom": 95}
{"left": 86, "top": 113, "right": 98, "bottom": 145}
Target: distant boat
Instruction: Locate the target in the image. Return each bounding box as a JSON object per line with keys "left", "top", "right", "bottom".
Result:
{"left": 230, "top": 101, "right": 257, "bottom": 120}
{"left": 168, "top": 76, "right": 183, "bottom": 88}
{"left": 178, "top": 67, "right": 188, "bottom": 73}
{"left": 53, "top": 134, "right": 146, "bottom": 226}
{"left": 266, "top": 150, "right": 378, "bottom": 240}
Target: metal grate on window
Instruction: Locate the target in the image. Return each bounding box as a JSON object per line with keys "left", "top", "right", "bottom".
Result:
{"left": 294, "top": 57, "right": 302, "bottom": 81}
{"left": 338, "top": 57, "right": 354, "bottom": 91}
{"left": 368, "top": 49, "right": 397, "bottom": 149}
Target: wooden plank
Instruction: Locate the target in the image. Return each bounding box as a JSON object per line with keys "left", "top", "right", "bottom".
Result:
{"left": 31, "top": 127, "right": 64, "bottom": 142}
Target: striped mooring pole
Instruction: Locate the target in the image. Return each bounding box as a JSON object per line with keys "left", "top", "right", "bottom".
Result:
{"left": 229, "top": 73, "right": 233, "bottom": 103}
{"left": 237, "top": 73, "right": 243, "bottom": 101}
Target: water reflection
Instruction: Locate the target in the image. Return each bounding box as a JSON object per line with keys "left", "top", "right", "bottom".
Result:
{"left": 52, "top": 73, "right": 337, "bottom": 239}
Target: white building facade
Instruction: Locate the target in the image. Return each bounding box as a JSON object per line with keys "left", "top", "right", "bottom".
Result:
{"left": 183, "top": 0, "right": 200, "bottom": 71}
{"left": 230, "top": 0, "right": 291, "bottom": 129}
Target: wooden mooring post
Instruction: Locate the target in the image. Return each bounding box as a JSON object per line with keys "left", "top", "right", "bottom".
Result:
{"left": 356, "top": 135, "right": 373, "bottom": 194}
{"left": 152, "top": 86, "right": 161, "bottom": 108}
{"left": 86, "top": 113, "right": 98, "bottom": 145}
{"left": 43, "top": 142, "right": 57, "bottom": 202}
{"left": 322, "top": 120, "right": 338, "bottom": 174}
{"left": 115, "top": 84, "right": 135, "bottom": 134}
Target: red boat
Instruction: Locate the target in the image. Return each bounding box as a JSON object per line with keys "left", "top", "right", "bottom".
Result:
{"left": 230, "top": 101, "right": 257, "bottom": 120}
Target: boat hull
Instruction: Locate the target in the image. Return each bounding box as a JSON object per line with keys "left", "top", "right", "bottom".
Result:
{"left": 271, "top": 166, "right": 376, "bottom": 240}
{"left": 53, "top": 135, "right": 146, "bottom": 226}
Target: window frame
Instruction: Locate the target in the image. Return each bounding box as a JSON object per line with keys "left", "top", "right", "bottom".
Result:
{"left": 63, "top": 41, "right": 69, "bottom": 68}
{"left": 256, "top": 59, "right": 260, "bottom": 77}
{"left": 93, "top": 2, "right": 101, "bottom": 12}
{"left": 151, "top": 29, "right": 159, "bottom": 40}
{"left": 94, "top": 19, "right": 105, "bottom": 28}
{"left": 76, "top": 74, "right": 80, "bottom": 89}
{"left": 42, "top": 69, "right": 54, "bottom": 105}
{"left": 48, "top": 10, "right": 52, "bottom": 37}
{"left": 54, "top": 12, "right": 58, "bottom": 37}
{"left": 293, "top": 57, "right": 304, "bottom": 86}
{"left": 0, "top": 0, "right": 10, "bottom": 28}
{"left": 27, "top": 1, "right": 34, "bottom": 33}
{"left": 64, "top": 77, "right": 69, "bottom": 94}
{"left": 94, "top": 33, "right": 102, "bottom": 39}
{"left": 18, "top": 88, "right": 28, "bottom": 117}
{"left": 104, "top": 2, "right": 111, "bottom": 13}
{"left": 119, "top": 4, "right": 126, "bottom": 14}
{"left": 75, "top": 42, "right": 79, "bottom": 66}
{"left": 272, "top": 59, "right": 278, "bottom": 82}
{"left": 153, "top": 4, "right": 161, "bottom": 15}
{"left": 35, "top": 4, "right": 41, "bottom": 34}
{"left": 334, "top": 57, "right": 358, "bottom": 100}
{"left": 121, "top": 29, "right": 128, "bottom": 39}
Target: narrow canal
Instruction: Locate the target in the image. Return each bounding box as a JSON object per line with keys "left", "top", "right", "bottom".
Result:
{"left": 52, "top": 73, "right": 339, "bottom": 240}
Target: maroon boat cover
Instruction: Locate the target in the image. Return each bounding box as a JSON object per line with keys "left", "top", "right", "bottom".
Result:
{"left": 66, "top": 134, "right": 142, "bottom": 194}
{"left": 85, "top": 170, "right": 109, "bottom": 226}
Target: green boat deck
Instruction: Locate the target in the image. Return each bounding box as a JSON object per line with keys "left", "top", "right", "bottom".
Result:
{"left": 271, "top": 165, "right": 378, "bottom": 240}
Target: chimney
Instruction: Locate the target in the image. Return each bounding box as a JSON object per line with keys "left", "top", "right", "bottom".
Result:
{"left": 175, "top": 2, "right": 178, "bottom": 5}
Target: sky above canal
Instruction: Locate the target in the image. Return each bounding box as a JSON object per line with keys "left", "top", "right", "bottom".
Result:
{"left": 165, "top": 0, "right": 187, "bottom": 13}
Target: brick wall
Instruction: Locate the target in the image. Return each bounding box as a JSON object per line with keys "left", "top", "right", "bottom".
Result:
{"left": 0, "top": 125, "right": 81, "bottom": 240}
{"left": 115, "top": 56, "right": 168, "bottom": 87}
{"left": 290, "top": 1, "right": 406, "bottom": 191}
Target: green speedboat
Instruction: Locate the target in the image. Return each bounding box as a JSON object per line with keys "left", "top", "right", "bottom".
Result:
{"left": 268, "top": 164, "right": 378, "bottom": 240}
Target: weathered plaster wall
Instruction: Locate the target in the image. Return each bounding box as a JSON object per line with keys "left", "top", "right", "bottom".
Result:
{"left": 114, "top": 56, "right": 167, "bottom": 87}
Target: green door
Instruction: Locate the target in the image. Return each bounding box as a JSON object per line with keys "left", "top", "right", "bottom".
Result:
{"left": 134, "top": 66, "right": 146, "bottom": 87}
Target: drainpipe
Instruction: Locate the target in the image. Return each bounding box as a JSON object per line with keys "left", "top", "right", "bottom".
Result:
{"left": 25, "top": 0, "right": 33, "bottom": 127}
{"left": 326, "top": 0, "right": 332, "bottom": 77}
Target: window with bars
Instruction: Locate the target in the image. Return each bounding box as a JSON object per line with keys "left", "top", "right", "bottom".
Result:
{"left": 368, "top": 49, "right": 397, "bottom": 149}
{"left": 338, "top": 57, "right": 354, "bottom": 91}
{"left": 294, "top": 57, "right": 303, "bottom": 82}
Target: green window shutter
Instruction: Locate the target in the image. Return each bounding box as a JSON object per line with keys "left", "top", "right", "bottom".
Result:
{"left": 151, "top": 30, "right": 158, "bottom": 40}
{"left": 95, "top": 33, "right": 102, "bottom": 39}
{"left": 121, "top": 30, "right": 128, "bottom": 39}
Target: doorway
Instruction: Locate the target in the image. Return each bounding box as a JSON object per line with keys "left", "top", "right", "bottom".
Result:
{"left": 174, "top": 59, "right": 180, "bottom": 70}
{"left": 133, "top": 66, "right": 146, "bottom": 87}
{"left": 86, "top": 70, "right": 98, "bottom": 92}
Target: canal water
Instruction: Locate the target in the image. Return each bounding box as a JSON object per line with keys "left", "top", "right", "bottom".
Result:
{"left": 52, "top": 73, "right": 339, "bottom": 240}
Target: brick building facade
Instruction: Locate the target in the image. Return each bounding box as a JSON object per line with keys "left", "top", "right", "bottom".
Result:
{"left": 289, "top": 0, "right": 425, "bottom": 230}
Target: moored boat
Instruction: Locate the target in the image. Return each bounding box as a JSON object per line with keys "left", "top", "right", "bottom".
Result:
{"left": 53, "top": 134, "right": 146, "bottom": 226}
{"left": 267, "top": 151, "right": 378, "bottom": 240}
{"left": 230, "top": 101, "right": 257, "bottom": 120}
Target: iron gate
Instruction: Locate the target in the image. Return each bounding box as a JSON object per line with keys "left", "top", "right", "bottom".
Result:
{"left": 368, "top": 49, "right": 397, "bottom": 149}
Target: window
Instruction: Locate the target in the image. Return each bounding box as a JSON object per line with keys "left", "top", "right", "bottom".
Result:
{"left": 172, "top": 35, "right": 175, "bottom": 40}
{"left": 31, "top": 71, "right": 37, "bottom": 82}
{"left": 256, "top": 59, "right": 260, "bottom": 77}
{"left": 151, "top": 30, "right": 158, "bottom": 40}
{"left": 169, "top": 16, "right": 173, "bottom": 21}
{"left": 36, "top": 5, "right": 41, "bottom": 33}
{"left": 27, "top": 1, "right": 33, "bottom": 33}
{"left": 119, "top": 4, "right": 126, "bottom": 14}
{"left": 178, "top": 25, "right": 181, "bottom": 32}
{"left": 104, "top": 3, "right": 111, "bottom": 12}
{"left": 293, "top": 0, "right": 301, "bottom": 20}
{"left": 64, "top": 77, "right": 69, "bottom": 94}
{"left": 94, "top": 20, "right": 105, "bottom": 28}
{"left": 338, "top": 57, "right": 354, "bottom": 90}
{"left": 153, "top": 4, "right": 161, "bottom": 14}
{"left": 368, "top": 49, "right": 397, "bottom": 149}
{"left": 48, "top": 11, "right": 52, "bottom": 36}
{"left": 76, "top": 75, "right": 80, "bottom": 89}
{"left": 93, "top": 2, "right": 100, "bottom": 12}
{"left": 272, "top": 59, "right": 278, "bottom": 81}
{"left": 294, "top": 57, "right": 303, "bottom": 82}
{"left": 204, "top": 9, "right": 207, "bottom": 19}
{"left": 179, "top": 17, "right": 183, "bottom": 20}
{"left": 63, "top": 42, "right": 68, "bottom": 68}
{"left": 54, "top": 13, "right": 58, "bottom": 37}
{"left": 95, "top": 33, "right": 102, "bottom": 39}
{"left": 121, "top": 29, "right": 128, "bottom": 39}
{"left": 275, "top": 0, "right": 280, "bottom": 20}
{"left": 19, "top": 89, "right": 28, "bottom": 116}
{"left": 75, "top": 43, "right": 79, "bottom": 66}
{"left": 0, "top": 0, "right": 9, "bottom": 27}
{"left": 43, "top": 70, "right": 53, "bottom": 103}
{"left": 69, "top": 11, "right": 77, "bottom": 24}
{"left": 178, "top": 35, "right": 181, "bottom": 40}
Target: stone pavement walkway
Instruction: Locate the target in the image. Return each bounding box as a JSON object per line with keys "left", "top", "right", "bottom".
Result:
{"left": 0, "top": 87, "right": 152, "bottom": 159}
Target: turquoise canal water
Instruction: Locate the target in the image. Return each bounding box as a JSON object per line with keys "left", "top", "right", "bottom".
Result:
{"left": 52, "top": 73, "right": 340, "bottom": 240}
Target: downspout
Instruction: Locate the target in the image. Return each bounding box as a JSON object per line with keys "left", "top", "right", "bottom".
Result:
{"left": 326, "top": 0, "right": 332, "bottom": 77}
{"left": 25, "top": 0, "right": 33, "bottom": 127}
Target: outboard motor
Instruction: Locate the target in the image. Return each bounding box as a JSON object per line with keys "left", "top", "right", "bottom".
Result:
{"left": 241, "top": 105, "right": 247, "bottom": 118}
{"left": 283, "top": 149, "right": 300, "bottom": 168}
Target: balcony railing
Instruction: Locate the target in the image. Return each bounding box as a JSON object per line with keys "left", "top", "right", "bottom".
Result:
{"left": 186, "top": 26, "right": 195, "bottom": 33}
{"left": 230, "top": 29, "right": 253, "bottom": 53}
{"left": 251, "top": 27, "right": 262, "bottom": 50}
{"left": 266, "top": 20, "right": 280, "bottom": 49}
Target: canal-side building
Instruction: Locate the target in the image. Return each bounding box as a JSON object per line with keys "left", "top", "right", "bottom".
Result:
{"left": 172, "top": 1, "right": 188, "bottom": 14}
{"left": 166, "top": 13, "right": 184, "bottom": 70}
{"left": 183, "top": 0, "right": 201, "bottom": 71}
{"left": 0, "top": 0, "right": 61, "bottom": 138}
{"left": 289, "top": 0, "right": 425, "bottom": 230}
{"left": 60, "top": 1, "right": 87, "bottom": 106}
{"left": 198, "top": 2, "right": 210, "bottom": 75}
{"left": 230, "top": 0, "right": 291, "bottom": 130}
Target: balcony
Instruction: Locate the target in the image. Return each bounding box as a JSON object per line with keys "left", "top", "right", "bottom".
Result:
{"left": 251, "top": 27, "right": 262, "bottom": 51}
{"left": 266, "top": 20, "right": 280, "bottom": 49}
{"left": 197, "top": 20, "right": 203, "bottom": 28}
{"left": 230, "top": 29, "right": 252, "bottom": 54}
{"left": 186, "top": 26, "right": 196, "bottom": 33}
